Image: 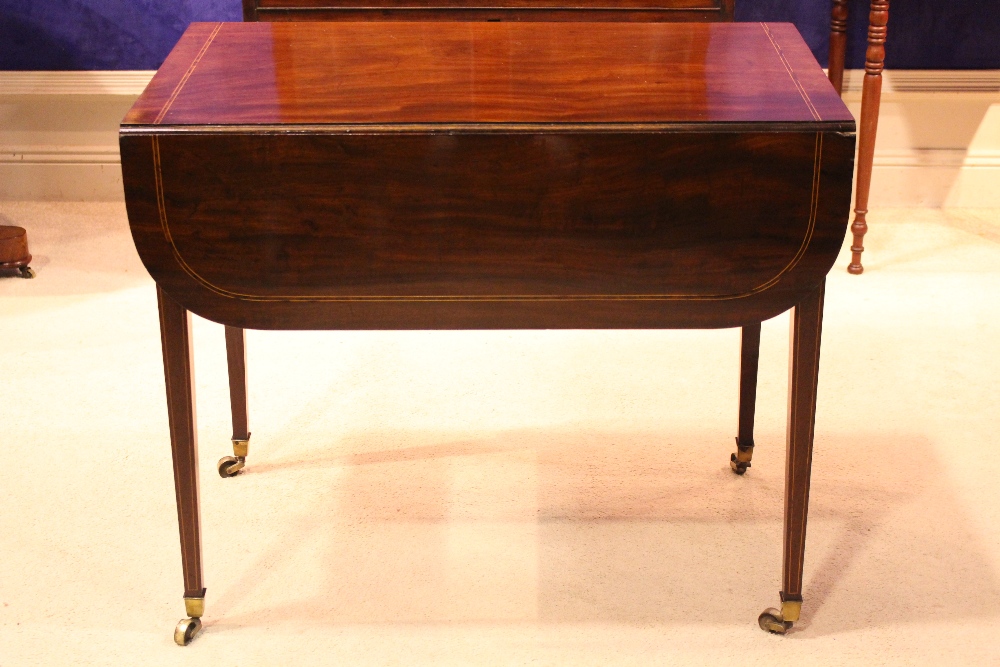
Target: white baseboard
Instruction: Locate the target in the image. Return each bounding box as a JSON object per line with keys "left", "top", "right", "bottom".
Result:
{"left": 0, "top": 70, "right": 154, "bottom": 96}
{"left": 840, "top": 70, "right": 1000, "bottom": 207}
{"left": 1, "top": 69, "right": 998, "bottom": 206}
{"left": 840, "top": 69, "right": 1000, "bottom": 94}
{"left": 0, "top": 71, "right": 148, "bottom": 200}
{"left": 0, "top": 164, "right": 124, "bottom": 201}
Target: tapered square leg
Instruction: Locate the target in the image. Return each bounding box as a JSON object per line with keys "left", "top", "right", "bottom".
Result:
{"left": 157, "top": 285, "right": 206, "bottom": 645}
{"left": 732, "top": 322, "right": 762, "bottom": 474}
{"left": 759, "top": 280, "right": 825, "bottom": 634}
{"left": 219, "top": 326, "right": 251, "bottom": 478}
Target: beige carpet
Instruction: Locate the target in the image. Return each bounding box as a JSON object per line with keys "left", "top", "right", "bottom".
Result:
{"left": 2, "top": 201, "right": 1000, "bottom": 665}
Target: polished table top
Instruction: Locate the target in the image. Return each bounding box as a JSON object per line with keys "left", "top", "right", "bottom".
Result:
{"left": 124, "top": 21, "right": 853, "bottom": 129}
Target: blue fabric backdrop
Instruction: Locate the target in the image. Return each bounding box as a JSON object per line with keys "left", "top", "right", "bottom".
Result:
{"left": 1, "top": 0, "right": 998, "bottom": 70}
{"left": 0, "top": 1, "right": 240, "bottom": 69}
{"left": 736, "top": 0, "right": 1000, "bottom": 69}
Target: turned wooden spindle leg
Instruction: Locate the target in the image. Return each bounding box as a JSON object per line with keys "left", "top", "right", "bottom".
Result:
{"left": 157, "top": 285, "right": 206, "bottom": 646}
{"left": 731, "top": 323, "right": 762, "bottom": 475}
{"left": 828, "top": 0, "right": 849, "bottom": 95}
{"left": 848, "top": 0, "right": 890, "bottom": 275}
{"left": 219, "top": 326, "right": 251, "bottom": 478}
{"left": 758, "top": 280, "right": 825, "bottom": 634}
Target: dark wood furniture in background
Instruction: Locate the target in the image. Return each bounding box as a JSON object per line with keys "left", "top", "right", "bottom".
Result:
{"left": 242, "top": 0, "right": 734, "bottom": 21}
{"left": 241, "top": 0, "right": 887, "bottom": 275}
{"left": 0, "top": 225, "right": 35, "bottom": 279}
{"left": 827, "top": 0, "right": 888, "bottom": 274}
{"left": 121, "top": 21, "right": 855, "bottom": 645}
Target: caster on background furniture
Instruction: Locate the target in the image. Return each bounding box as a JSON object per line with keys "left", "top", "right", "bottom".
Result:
{"left": 758, "top": 598, "right": 801, "bottom": 635}
{"left": 19, "top": 266, "right": 35, "bottom": 279}
{"left": 730, "top": 437, "right": 753, "bottom": 475}
{"left": 217, "top": 436, "right": 249, "bottom": 478}
{"left": 174, "top": 597, "right": 204, "bottom": 646}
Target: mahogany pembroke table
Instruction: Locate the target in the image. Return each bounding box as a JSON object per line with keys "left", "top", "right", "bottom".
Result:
{"left": 119, "top": 21, "right": 856, "bottom": 645}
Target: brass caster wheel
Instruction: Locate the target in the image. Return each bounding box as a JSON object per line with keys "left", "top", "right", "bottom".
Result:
{"left": 217, "top": 455, "right": 245, "bottom": 478}
{"left": 19, "top": 266, "right": 35, "bottom": 279}
{"left": 730, "top": 438, "right": 752, "bottom": 475}
{"left": 758, "top": 608, "right": 792, "bottom": 634}
{"left": 174, "top": 617, "right": 202, "bottom": 646}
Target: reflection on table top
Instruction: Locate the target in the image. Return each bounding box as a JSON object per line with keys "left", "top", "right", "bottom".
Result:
{"left": 123, "top": 21, "right": 853, "bottom": 128}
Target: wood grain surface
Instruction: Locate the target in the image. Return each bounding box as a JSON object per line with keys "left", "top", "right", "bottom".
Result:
{"left": 224, "top": 326, "right": 250, "bottom": 442}
{"left": 737, "top": 322, "right": 761, "bottom": 448}
{"left": 122, "top": 128, "right": 854, "bottom": 330}
{"left": 781, "top": 278, "right": 825, "bottom": 602}
{"left": 157, "top": 285, "right": 205, "bottom": 601}
{"left": 0, "top": 225, "right": 31, "bottom": 265}
{"left": 122, "top": 22, "right": 853, "bottom": 128}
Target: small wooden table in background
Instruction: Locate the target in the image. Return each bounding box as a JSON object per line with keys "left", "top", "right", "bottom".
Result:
{"left": 827, "top": 0, "right": 889, "bottom": 275}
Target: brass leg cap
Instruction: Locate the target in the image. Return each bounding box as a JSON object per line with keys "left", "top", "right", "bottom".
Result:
{"left": 174, "top": 617, "right": 203, "bottom": 646}
{"left": 19, "top": 266, "right": 35, "bottom": 279}
{"left": 758, "top": 608, "right": 792, "bottom": 634}
{"left": 730, "top": 453, "right": 750, "bottom": 475}
{"left": 232, "top": 437, "right": 250, "bottom": 458}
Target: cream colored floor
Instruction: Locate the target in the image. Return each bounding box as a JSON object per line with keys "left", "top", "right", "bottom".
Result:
{"left": 2, "top": 202, "right": 1000, "bottom": 665}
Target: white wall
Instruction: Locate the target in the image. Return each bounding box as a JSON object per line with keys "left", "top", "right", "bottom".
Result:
{"left": 1, "top": 70, "right": 998, "bottom": 206}
{"left": 840, "top": 70, "right": 1000, "bottom": 207}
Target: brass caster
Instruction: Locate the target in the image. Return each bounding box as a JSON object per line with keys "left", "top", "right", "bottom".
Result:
{"left": 758, "top": 598, "right": 800, "bottom": 634}
{"left": 730, "top": 437, "right": 752, "bottom": 475}
{"left": 758, "top": 608, "right": 791, "bottom": 634}
{"left": 19, "top": 266, "right": 35, "bottom": 279}
{"left": 217, "top": 455, "right": 245, "bottom": 478}
{"left": 174, "top": 617, "right": 202, "bottom": 645}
